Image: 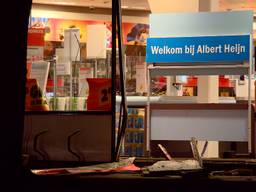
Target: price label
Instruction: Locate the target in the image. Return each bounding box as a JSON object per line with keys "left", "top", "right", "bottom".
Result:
{"left": 99, "top": 86, "right": 111, "bottom": 106}
{"left": 87, "top": 78, "right": 112, "bottom": 110}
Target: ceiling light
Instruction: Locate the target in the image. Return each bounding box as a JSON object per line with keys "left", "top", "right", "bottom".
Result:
{"left": 130, "top": 6, "right": 147, "bottom": 10}
{"left": 54, "top": 2, "right": 76, "bottom": 5}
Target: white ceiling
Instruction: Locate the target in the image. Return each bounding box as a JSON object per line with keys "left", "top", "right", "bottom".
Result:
{"left": 32, "top": 0, "right": 256, "bottom": 12}
{"left": 33, "top": 0, "right": 151, "bottom": 10}
{"left": 219, "top": 0, "right": 256, "bottom": 11}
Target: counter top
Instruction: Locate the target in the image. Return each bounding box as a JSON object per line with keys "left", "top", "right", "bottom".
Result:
{"left": 116, "top": 96, "right": 236, "bottom": 106}
{"left": 150, "top": 103, "right": 248, "bottom": 110}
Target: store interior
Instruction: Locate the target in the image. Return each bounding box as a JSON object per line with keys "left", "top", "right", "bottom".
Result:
{"left": 27, "top": 0, "right": 256, "bottom": 104}
{"left": 23, "top": 0, "right": 256, "bottom": 169}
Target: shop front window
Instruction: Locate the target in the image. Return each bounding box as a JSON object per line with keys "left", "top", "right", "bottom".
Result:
{"left": 26, "top": 18, "right": 113, "bottom": 112}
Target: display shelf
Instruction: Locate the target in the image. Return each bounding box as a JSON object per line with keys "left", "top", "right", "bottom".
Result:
{"left": 124, "top": 143, "right": 144, "bottom": 146}
{"left": 147, "top": 62, "right": 252, "bottom": 154}
{"left": 125, "top": 131, "right": 144, "bottom": 143}
{"left": 123, "top": 142, "right": 144, "bottom": 157}
{"left": 117, "top": 107, "right": 146, "bottom": 157}
{"left": 126, "top": 128, "right": 144, "bottom": 132}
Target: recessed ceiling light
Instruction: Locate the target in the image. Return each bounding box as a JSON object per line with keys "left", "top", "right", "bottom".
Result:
{"left": 54, "top": 2, "right": 76, "bottom": 5}
{"left": 131, "top": 6, "right": 147, "bottom": 10}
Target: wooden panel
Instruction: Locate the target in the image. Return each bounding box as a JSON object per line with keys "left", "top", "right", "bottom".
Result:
{"left": 23, "top": 113, "right": 112, "bottom": 162}
{"left": 150, "top": 140, "right": 193, "bottom": 158}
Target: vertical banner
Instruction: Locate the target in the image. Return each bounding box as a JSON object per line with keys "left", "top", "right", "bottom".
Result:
{"left": 86, "top": 25, "right": 107, "bottom": 59}
{"left": 27, "top": 28, "right": 45, "bottom": 61}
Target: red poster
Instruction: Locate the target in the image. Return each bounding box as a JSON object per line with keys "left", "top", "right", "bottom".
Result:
{"left": 86, "top": 78, "right": 112, "bottom": 111}
{"left": 27, "top": 28, "right": 45, "bottom": 46}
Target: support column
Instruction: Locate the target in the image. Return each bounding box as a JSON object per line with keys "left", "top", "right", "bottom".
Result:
{"left": 197, "top": 76, "right": 219, "bottom": 103}
{"left": 197, "top": 0, "right": 219, "bottom": 158}
{"left": 148, "top": 0, "right": 200, "bottom": 97}
{"left": 166, "top": 76, "right": 182, "bottom": 96}
{"left": 197, "top": 0, "right": 219, "bottom": 103}
{"left": 148, "top": 0, "right": 199, "bottom": 13}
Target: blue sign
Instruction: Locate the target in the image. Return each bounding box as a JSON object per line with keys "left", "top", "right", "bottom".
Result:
{"left": 146, "top": 35, "right": 250, "bottom": 63}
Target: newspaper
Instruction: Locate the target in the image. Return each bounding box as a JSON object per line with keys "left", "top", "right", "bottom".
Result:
{"left": 32, "top": 157, "right": 140, "bottom": 175}
{"left": 144, "top": 159, "right": 201, "bottom": 172}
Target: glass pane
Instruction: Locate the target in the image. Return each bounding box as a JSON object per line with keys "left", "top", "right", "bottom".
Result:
{"left": 119, "top": 107, "right": 145, "bottom": 157}
{"left": 26, "top": 17, "right": 112, "bottom": 112}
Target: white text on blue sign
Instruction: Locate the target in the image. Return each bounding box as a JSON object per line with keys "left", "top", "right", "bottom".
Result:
{"left": 146, "top": 35, "right": 250, "bottom": 63}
